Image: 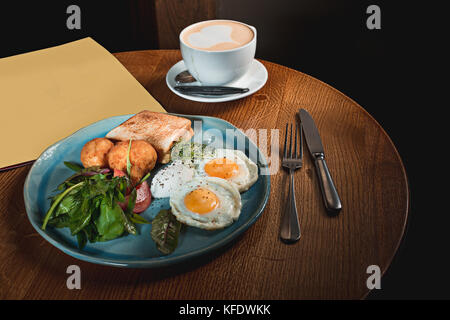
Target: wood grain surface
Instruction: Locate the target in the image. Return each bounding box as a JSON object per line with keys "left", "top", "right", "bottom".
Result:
{"left": 0, "top": 50, "right": 409, "bottom": 299}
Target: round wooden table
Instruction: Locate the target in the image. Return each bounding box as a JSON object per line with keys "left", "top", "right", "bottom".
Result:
{"left": 0, "top": 50, "right": 408, "bottom": 299}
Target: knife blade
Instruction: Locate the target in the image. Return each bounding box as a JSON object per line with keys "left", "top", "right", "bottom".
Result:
{"left": 174, "top": 86, "right": 249, "bottom": 96}
{"left": 299, "top": 109, "right": 342, "bottom": 215}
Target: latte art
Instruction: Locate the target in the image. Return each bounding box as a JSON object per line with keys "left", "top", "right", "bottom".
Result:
{"left": 182, "top": 20, "right": 254, "bottom": 51}
{"left": 188, "top": 25, "right": 237, "bottom": 49}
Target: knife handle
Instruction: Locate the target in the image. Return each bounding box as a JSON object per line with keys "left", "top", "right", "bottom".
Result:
{"left": 313, "top": 154, "right": 342, "bottom": 216}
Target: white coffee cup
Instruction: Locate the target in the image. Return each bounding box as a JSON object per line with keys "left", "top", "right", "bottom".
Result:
{"left": 179, "top": 20, "right": 257, "bottom": 85}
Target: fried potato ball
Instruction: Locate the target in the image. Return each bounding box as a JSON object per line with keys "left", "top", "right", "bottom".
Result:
{"left": 80, "top": 138, "right": 114, "bottom": 168}
{"left": 107, "top": 140, "right": 157, "bottom": 183}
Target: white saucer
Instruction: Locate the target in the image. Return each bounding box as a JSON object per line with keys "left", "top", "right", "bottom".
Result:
{"left": 166, "top": 59, "right": 268, "bottom": 103}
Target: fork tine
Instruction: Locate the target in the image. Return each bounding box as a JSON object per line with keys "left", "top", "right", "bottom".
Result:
{"left": 294, "top": 122, "right": 298, "bottom": 158}
{"left": 288, "top": 123, "right": 293, "bottom": 158}
{"left": 299, "top": 121, "right": 303, "bottom": 159}
{"left": 283, "top": 123, "right": 288, "bottom": 158}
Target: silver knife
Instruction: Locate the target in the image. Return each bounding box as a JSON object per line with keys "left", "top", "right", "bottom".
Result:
{"left": 299, "top": 109, "right": 342, "bottom": 215}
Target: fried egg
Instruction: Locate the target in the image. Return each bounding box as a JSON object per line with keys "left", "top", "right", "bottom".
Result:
{"left": 169, "top": 177, "right": 241, "bottom": 230}
{"left": 196, "top": 149, "right": 258, "bottom": 192}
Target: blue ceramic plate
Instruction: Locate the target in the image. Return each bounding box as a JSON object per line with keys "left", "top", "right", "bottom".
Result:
{"left": 23, "top": 114, "right": 270, "bottom": 268}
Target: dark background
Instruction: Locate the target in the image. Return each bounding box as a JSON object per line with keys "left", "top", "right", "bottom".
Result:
{"left": 0, "top": 1, "right": 442, "bottom": 299}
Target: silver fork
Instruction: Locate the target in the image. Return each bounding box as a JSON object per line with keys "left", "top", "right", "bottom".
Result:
{"left": 280, "top": 121, "right": 302, "bottom": 243}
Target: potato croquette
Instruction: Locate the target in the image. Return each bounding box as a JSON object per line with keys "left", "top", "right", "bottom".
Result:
{"left": 107, "top": 140, "right": 157, "bottom": 183}
{"left": 80, "top": 138, "right": 114, "bottom": 168}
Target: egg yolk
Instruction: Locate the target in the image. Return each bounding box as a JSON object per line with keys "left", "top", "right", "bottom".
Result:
{"left": 204, "top": 157, "right": 239, "bottom": 179}
{"left": 184, "top": 188, "right": 219, "bottom": 214}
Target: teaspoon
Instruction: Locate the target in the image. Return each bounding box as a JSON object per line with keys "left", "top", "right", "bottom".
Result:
{"left": 175, "top": 70, "right": 197, "bottom": 84}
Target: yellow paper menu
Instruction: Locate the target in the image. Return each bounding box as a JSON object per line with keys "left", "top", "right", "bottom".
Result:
{"left": 0, "top": 37, "right": 166, "bottom": 169}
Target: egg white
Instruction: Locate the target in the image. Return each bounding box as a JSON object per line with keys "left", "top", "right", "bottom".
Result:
{"left": 196, "top": 149, "right": 258, "bottom": 192}
{"left": 150, "top": 160, "right": 195, "bottom": 198}
{"left": 169, "top": 177, "right": 242, "bottom": 230}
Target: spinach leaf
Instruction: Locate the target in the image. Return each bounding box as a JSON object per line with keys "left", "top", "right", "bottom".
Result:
{"left": 76, "top": 231, "right": 87, "bottom": 249}
{"left": 95, "top": 199, "right": 125, "bottom": 242}
{"left": 120, "top": 211, "right": 137, "bottom": 235}
{"left": 54, "top": 192, "right": 80, "bottom": 217}
{"left": 69, "top": 205, "right": 92, "bottom": 235}
{"left": 64, "top": 161, "right": 83, "bottom": 172}
{"left": 42, "top": 181, "right": 85, "bottom": 230}
{"left": 151, "top": 209, "right": 181, "bottom": 255}
{"left": 43, "top": 160, "right": 145, "bottom": 249}
{"left": 48, "top": 214, "right": 71, "bottom": 228}
{"left": 83, "top": 224, "right": 100, "bottom": 243}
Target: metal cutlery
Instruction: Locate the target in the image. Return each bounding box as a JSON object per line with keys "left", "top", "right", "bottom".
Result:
{"left": 280, "top": 122, "right": 302, "bottom": 243}
{"left": 174, "top": 86, "right": 249, "bottom": 96}
{"left": 175, "top": 70, "right": 197, "bottom": 84}
{"left": 299, "top": 109, "right": 342, "bottom": 216}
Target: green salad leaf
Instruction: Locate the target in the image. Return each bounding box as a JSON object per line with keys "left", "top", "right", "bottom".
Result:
{"left": 63, "top": 161, "right": 83, "bottom": 172}
{"left": 41, "top": 164, "right": 139, "bottom": 249}
{"left": 95, "top": 199, "right": 126, "bottom": 241}
{"left": 42, "top": 181, "right": 85, "bottom": 230}
{"left": 43, "top": 160, "right": 181, "bottom": 254}
{"left": 151, "top": 209, "right": 181, "bottom": 255}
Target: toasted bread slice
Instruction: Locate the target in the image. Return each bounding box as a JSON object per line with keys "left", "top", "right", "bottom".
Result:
{"left": 106, "top": 111, "right": 194, "bottom": 163}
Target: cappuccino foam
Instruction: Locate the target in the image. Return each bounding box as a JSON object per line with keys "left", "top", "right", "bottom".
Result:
{"left": 182, "top": 20, "right": 254, "bottom": 51}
